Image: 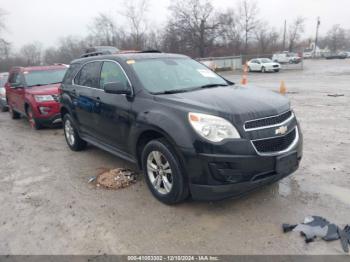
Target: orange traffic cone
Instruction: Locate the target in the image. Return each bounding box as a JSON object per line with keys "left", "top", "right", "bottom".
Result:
{"left": 279, "top": 80, "right": 287, "bottom": 95}
{"left": 241, "top": 75, "right": 248, "bottom": 85}
{"left": 240, "top": 63, "right": 248, "bottom": 85}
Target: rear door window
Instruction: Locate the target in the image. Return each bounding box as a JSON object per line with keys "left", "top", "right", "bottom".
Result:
{"left": 74, "top": 61, "right": 102, "bottom": 89}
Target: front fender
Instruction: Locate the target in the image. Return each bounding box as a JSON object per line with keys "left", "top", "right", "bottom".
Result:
{"left": 135, "top": 109, "right": 194, "bottom": 149}
{"left": 60, "top": 93, "right": 80, "bottom": 127}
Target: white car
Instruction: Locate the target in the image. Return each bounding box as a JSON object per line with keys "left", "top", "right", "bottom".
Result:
{"left": 247, "top": 58, "right": 281, "bottom": 73}
{"left": 272, "top": 53, "right": 302, "bottom": 64}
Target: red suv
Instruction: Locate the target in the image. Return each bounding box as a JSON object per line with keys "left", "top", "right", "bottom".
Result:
{"left": 5, "top": 65, "right": 67, "bottom": 129}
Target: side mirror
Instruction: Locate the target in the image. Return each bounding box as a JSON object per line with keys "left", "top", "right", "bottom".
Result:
{"left": 104, "top": 81, "right": 132, "bottom": 95}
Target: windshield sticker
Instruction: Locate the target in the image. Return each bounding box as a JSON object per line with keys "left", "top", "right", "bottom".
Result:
{"left": 197, "top": 69, "right": 217, "bottom": 78}
{"left": 127, "top": 60, "right": 136, "bottom": 65}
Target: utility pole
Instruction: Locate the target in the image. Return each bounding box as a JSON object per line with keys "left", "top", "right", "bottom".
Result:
{"left": 314, "top": 17, "right": 321, "bottom": 58}
{"left": 282, "top": 20, "right": 287, "bottom": 51}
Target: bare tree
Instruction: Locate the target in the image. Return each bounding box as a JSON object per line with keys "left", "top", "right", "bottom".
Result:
{"left": 144, "top": 27, "right": 163, "bottom": 50}
{"left": 0, "top": 8, "right": 7, "bottom": 35}
{"left": 288, "top": 16, "right": 305, "bottom": 52}
{"left": 161, "top": 23, "right": 184, "bottom": 54}
{"left": 255, "top": 24, "right": 279, "bottom": 54}
{"left": 121, "top": 0, "right": 149, "bottom": 49}
{"left": 238, "top": 0, "right": 260, "bottom": 55}
{"left": 43, "top": 36, "right": 88, "bottom": 64}
{"left": 168, "top": 0, "right": 221, "bottom": 57}
{"left": 20, "top": 42, "right": 42, "bottom": 66}
{"left": 218, "top": 9, "right": 242, "bottom": 54}
{"left": 0, "top": 39, "right": 11, "bottom": 59}
{"left": 325, "top": 24, "right": 347, "bottom": 52}
{"left": 0, "top": 8, "right": 10, "bottom": 60}
{"left": 89, "top": 13, "right": 120, "bottom": 46}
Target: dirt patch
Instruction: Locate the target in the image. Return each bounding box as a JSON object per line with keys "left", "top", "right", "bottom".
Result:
{"left": 94, "top": 168, "right": 137, "bottom": 190}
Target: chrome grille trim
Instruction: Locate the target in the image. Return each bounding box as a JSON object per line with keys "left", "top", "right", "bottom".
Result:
{"left": 244, "top": 111, "right": 295, "bottom": 131}
{"left": 251, "top": 127, "right": 299, "bottom": 156}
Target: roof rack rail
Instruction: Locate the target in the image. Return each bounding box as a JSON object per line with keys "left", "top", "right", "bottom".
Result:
{"left": 80, "top": 49, "right": 162, "bottom": 58}
{"left": 80, "top": 51, "right": 112, "bottom": 58}
{"left": 140, "top": 50, "right": 162, "bottom": 53}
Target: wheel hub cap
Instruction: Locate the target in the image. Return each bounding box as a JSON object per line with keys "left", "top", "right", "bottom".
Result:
{"left": 65, "top": 120, "right": 75, "bottom": 146}
{"left": 147, "top": 151, "right": 173, "bottom": 195}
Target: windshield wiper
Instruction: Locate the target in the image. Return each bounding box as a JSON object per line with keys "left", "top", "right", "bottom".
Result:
{"left": 153, "top": 84, "right": 229, "bottom": 95}
{"left": 27, "top": 84, "right": 44, "bottom": 87}
{"left": 199, "top": 83, "right": 229, "bottom": 89}
{"left": 27, "top": 82, "right": 60, "bottom": 88}
{"left": 152, "top": 84, "right": 229, "bottom": 95}
{"left": 153, "top": 88, "right": 197, "bottom": 95}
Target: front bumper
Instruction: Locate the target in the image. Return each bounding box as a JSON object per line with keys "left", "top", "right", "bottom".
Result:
{"left": 179, "top": 127, "right": 303, "bottom": 201}
{"left": 267, "top": 67, "right": 281, "bottom": 72}
{"left": 35, "top": 113, "right": 62, "bottom": 126}
{"left": 189, "top": 153, "right": 301, "bottom": 201}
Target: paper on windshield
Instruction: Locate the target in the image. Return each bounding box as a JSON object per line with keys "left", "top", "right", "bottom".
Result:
{"left": 197, "top": 69, "right": 218, "bottom": 78}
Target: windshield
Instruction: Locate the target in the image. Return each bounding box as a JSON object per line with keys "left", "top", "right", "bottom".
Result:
{"left": 129, "top": 58, "right": 228, "bottom": 94}
{"left": 261, "top": 58, "right": 272, "bottom": 63}
{"left": 24, "top": 69, "right": 67, "bottom": 87}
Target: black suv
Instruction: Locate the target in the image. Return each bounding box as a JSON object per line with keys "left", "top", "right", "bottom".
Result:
{"left": 60, "top": 52, "right": 303, "bottom": 204}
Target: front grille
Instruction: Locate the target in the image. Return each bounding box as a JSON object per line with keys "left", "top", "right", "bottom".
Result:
{"left": 252, "top": 128, "right": 297, "bottom": 154}
{"left": 273, "top": 65, "right": 279, "bottom": 68}
{"left": 245, "top": 111, "right": 293, "bottom": 130}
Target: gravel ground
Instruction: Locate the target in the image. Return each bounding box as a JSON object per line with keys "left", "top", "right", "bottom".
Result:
{"left": 0, "top": 59, "right": 349, "bottom": 255}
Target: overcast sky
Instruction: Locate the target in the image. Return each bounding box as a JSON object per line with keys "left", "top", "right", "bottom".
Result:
{"left": 1, "top": 0, "right": 350, "bottom": 50}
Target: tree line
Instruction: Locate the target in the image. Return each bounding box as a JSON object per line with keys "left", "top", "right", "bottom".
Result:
{"left": 1, "top": 0, "right": 350, "bottom": 72}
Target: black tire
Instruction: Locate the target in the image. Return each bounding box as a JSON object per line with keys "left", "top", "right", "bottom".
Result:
{"left": 248, "top": 66, "right": 252, "bottom": 72}
{"left": 63, "top": 114, "right": 87, "bottom": 151}
{"left": 9, "top": 105, "right": 20, "bottom": 119}
{"left": 1, "top": 106, "right": 8, "bottom": 112}
{"left": 27, "top": 107, "right": 42, "bottom": 130}
{"left": 141, "top": 138, "right": 189, "bottom": 205}
{"left": 261, "top": 67, "right": 266, "bottom": 73}
{"left": 274, "top": 69, "right": 280, "bottom": 73}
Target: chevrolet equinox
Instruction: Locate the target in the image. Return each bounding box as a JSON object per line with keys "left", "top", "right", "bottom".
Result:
{"left": 60, "top": 52, "right": 303, "bottom": 204}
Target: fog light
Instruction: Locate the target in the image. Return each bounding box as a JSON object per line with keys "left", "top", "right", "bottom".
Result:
{"left": 39, "top": 107, "right": 51, "bottom": 115}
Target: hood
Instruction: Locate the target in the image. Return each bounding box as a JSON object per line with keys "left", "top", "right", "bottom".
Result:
{"left": 154, "top": 86, "right": 290, "bottom": 124}
{"left": 26, "top": 83, "right": 60, "bottom": 95}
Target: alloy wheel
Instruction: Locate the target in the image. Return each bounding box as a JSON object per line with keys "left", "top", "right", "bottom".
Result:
{"left": 64, "top": 119, "right": 75, "bottom": 146}
{"left": 147, "top": 151, "right": 173, "bottom": 195}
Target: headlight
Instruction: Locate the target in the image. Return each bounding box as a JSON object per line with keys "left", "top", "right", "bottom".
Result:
{"left": 188, "top": 112, "right": 241, "bottom": 142}
{"left": 34, "top": 95, "right": 55, "bottom": 102}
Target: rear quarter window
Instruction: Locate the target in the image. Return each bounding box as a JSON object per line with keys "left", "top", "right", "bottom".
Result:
{"left": 62, "top": 64, "right": 81, "bottom": 85}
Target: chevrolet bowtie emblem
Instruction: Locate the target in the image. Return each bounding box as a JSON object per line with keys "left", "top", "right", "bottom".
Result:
{"left": 275, "top": 126, "right": 288, "bottom": 135}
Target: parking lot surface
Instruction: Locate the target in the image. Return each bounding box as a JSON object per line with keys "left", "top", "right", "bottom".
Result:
{"left": 0, "top": 59, "right": 349, "bottom": 255}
